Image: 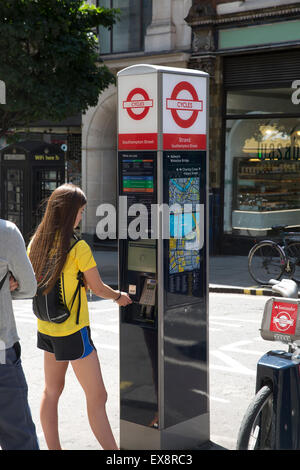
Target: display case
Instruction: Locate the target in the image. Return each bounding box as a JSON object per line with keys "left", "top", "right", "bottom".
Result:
{"left": 232, "top": 157, "right": 300, "bottom": 230}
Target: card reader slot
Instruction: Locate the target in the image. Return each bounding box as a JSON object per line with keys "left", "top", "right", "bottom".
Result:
{"left": 122, "top": 275, "right": 157, "bottom": 326}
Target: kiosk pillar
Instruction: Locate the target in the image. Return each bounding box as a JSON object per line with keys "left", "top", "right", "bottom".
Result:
{"left": 117, "top": 65, "right": 209, "bottom": 450}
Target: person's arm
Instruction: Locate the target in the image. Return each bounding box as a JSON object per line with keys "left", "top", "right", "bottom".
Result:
{"left": 83, "top": 266, "right": 132, "bottom": 307}
{"left": 9, "top": 274, "right": 19, "bottom": 292}
{"left": 8, "top": 225, "right": 37, "bottom": 299}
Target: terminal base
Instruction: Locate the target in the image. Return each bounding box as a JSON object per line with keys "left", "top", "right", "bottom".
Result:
{"left": 120, "top": 414, "right": 209, "bottom": 450}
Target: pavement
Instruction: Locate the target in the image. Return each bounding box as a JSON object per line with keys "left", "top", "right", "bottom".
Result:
{"left": 91, "top": 248, "right": 281, "bottom": 452}
{"left": 93, "top": 249, "right": 277, "bottom": 296}
{"left": 11, "top": 248, "right": 290, "bottom": 452}
{"left": 208, "top": 255, "right": 276, "bottom": 296}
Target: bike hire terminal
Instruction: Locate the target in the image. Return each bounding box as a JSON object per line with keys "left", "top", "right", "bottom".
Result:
{"left": 117, "top": 64, "right": 209, "bottom": 450}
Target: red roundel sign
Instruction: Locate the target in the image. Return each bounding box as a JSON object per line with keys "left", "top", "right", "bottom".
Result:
{"left": 123, "top": 87, "right": 153, "bottom": 121}
{"left": 270, "top": 301, "right": 298, "bottom": 335}
{"left": 166, "top": 81, "right": 203, "bottom": 129}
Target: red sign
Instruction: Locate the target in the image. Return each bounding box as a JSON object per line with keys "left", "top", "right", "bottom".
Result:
{"left": 270, "top": 301, "right": 298, "bottom": 335}
{"left": 166, "top": 81, "right": 203, "bottom": 129}
{"left": 118, "top": 133, "right": 157, "bottom": 150}
{"left": 123, "top": 88, "right": 153, "bottom": 121}
{"left": 163, "top": 134, "right": 206, "bottom": 151}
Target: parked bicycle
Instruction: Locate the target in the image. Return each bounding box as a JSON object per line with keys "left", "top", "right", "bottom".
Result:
{"left": 248, "top": 225, "right": 300, "bottom": 285}
{"left": 236, "top": 279, "right": 300, "bottom": 450}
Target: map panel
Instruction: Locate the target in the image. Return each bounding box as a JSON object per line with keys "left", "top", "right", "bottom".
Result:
{"left": 169, "top": 177, "right": 199, "bottom": 208}
{"left": 169, "top": 176, "right": 201, "bottom": 274}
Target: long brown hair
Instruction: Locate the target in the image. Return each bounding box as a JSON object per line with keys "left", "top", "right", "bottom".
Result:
{"left": 29, "top": 183, "right": 87, "bottom": 293}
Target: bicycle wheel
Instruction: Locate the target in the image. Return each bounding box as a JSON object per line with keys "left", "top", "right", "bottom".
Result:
{"left": 285, "top": 242, "right": 300, "bottom": 283}
{"left": 248, "top": 241, "right": 286, "bottom": 284}
{"left": 236, "top": 384, "right": 275, "bottom": 450}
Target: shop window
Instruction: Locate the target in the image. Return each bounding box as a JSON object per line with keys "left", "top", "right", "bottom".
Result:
{"left": 98, "top": 0, "right": 152, "bottom": 54}
{"left": 226, "top": 88, "right": 299, "bottom": 115}
{"left": 224, "top": 116, "right": 300, "bottom": 236}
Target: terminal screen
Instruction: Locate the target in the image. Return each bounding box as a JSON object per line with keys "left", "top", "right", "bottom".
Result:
{"left": 128, "top": 239, "right": 156, "bottom": 273}
{"left": 119, "top": 151, "right": 157, "bottom": 238}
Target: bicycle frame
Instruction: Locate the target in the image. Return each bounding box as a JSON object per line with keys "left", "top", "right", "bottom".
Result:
{"left": 256, "top": 294, "right": 300, "bottom": 449}
{"left": 237, "top": 281, "right": 300, "bottom": 450}
{"left": 256, "top": 237, "right": 297, "bottom": 274}
{"left": 255, "top": 349, "right": 300, "bottom": 449}
{"left": 248, "top": 234, "right": 300, "bottom": 285}
{"left": 283, "top": 235, "right": 300, "bottom": 275}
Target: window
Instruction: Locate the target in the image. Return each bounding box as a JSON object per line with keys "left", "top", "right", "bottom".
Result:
{"left": 98, "top": 0, "right": 152, "bottom": 54}
{"left": 227, "top": 88, "right": 300, "bottom": 116}
{"left": 224, "top": 88, "right": 300, "bottom": 236}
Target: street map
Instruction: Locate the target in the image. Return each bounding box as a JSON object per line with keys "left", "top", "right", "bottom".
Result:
{"left": 169, "top": 177, "right": 200, "bottom": 274}
{"left": 169, "top": 177, "right": 199, "bottom": 208}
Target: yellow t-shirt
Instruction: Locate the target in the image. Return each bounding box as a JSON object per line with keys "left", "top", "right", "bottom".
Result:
{"left": 27, "top": 239, "right": 97, "bottom": 337}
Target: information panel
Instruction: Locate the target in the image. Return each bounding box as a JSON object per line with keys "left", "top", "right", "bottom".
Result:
{"left": 163, "top": 151, "right": 206, "bottom": 304}
{"left": 119, "top": 151, "right": 156, "bottom": 211}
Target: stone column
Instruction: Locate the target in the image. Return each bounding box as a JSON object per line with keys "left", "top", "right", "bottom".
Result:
{"left": 144, "top": 0, "right": 175, "bottom": 52}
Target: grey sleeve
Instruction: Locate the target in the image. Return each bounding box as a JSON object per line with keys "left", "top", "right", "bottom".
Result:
{"left": 8, "top": 225, "right": 37, "bottom": 299}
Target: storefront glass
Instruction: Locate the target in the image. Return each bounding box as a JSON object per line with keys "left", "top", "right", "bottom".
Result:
{"left": 227, "top": 88, "right": 299, "bottom": 115}
{"left": 224, "top": 115, "right": 300, "bottom": 236}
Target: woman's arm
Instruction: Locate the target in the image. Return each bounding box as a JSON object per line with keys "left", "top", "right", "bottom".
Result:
{"left": 83, "top": 266, "right": 132, "bottom": 306}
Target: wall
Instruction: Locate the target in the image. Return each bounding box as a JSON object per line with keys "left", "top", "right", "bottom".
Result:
{"left": 217, "top": 0, "right": 300, "bottom": 14}
{"left": 81, "top": 0, "right": 193, "bottom": 240}
{"left": 82, "top": 86, "right": 117, "bottom": 240}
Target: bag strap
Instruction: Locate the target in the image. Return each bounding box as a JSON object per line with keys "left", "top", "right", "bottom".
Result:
{"left": 60, "top": 235, "right": 84, "bottom": 324}
{"left": 0, "top": 272, "right": 8, "bottom": 291}
{"left": 65, "top": 235, "right": 83, "bottom": 324}
{"left": 67, "top": 234, "right": 81, "bottom": 254}
{"left": 69, "top": 271, "right": 85, "bottom": 325}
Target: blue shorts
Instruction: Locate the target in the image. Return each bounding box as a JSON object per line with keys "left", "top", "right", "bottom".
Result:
{"left": 37, "top": 326, "right": 96, "bottom": 361}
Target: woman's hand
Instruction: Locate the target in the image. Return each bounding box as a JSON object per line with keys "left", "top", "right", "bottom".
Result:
{"left": 116, "top": 292, "right": 132, "bottom": 307}
{"left": 9, "top": 274, "right": 19, "bottom": 292}
{"left": 83, "top": 267, "right": 133, "bottom": 305}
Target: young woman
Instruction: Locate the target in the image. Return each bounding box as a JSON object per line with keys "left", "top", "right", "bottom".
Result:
{"left": 28, "top": 183, "right": 132, "bottom": 450}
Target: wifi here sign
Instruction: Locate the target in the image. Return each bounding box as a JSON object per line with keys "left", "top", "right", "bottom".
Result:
{"left": 118, "top": 70, "right": 207, "bottom": 151}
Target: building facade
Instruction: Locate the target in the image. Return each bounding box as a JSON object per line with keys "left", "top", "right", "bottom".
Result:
{"left": 81, "top": 0, "right": 193, "bottom": 244}
{"left": 186, "top": 0, "right": 300, "bottom": 253}
{"left": 82, "top": 0, "right": 300, "bottom": 255}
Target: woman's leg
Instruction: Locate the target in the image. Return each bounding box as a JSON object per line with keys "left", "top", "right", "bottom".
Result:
{"left": 71, "top": 350, "right": 118, "bottom": 450}
{"left": 40, "top": 351, "right": 69, "bottom": 450}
